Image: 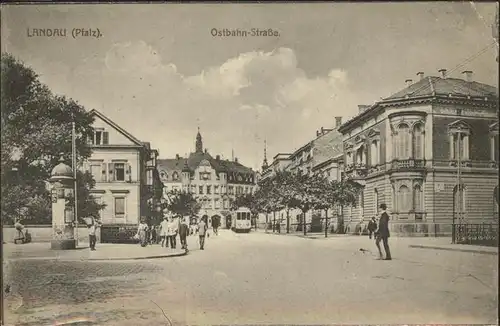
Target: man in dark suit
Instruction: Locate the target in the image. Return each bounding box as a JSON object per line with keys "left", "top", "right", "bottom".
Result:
{"left": 375, "top": 203, "right": 392, "bottom": 260}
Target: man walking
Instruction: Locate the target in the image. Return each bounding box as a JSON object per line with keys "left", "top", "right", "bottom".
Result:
{"left": 160, "top": 215, "right": 169, "bottom": 248}
{"left": 367, "top": 216, "right": 377, "bottom": 240}
{"left": 375, "top": 203, "right": 392, "bottom": 260}
{"left": 87, "top": 215, "right": 101, "bottom": 251}
{"left": 198, "top": 215, "right": 208, "bottom": 250}
{"left": 179, "top": 216, "right": 189, "bottom": 250}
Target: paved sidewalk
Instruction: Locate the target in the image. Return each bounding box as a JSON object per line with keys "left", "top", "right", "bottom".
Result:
{"left": 4, "top": 242, "right": 187, "bottom": 261}
{"left": 257, "top": 229, "right": 498, "bottom": 255}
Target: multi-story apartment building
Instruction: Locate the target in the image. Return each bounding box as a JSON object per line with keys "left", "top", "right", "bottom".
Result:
{"left": 260, "top": 152, "right": 293, "bottom": 182}
{"left": 258, "top": 117, "right": 345, "bottom": 230}
{"left": 158, "top": 130, "right": 257, "bottom": 228}
{"left": 338, "top": 70, "right": 499, "bottom": 236}
{"left": 83, "top": 109, "right": 163, "bottom": 238}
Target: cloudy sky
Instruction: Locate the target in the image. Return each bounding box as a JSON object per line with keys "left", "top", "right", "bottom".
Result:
{"left": 2, "top": 3, "right": 498, "bottom": 170}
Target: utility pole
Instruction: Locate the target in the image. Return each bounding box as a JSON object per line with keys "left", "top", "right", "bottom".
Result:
{"left": 72, "top": 117, "right": 79, "bottom": 246}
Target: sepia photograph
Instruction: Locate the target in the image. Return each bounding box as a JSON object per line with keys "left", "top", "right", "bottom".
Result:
{"left": 1, "top": 2, "right": 499, "bottom": 325}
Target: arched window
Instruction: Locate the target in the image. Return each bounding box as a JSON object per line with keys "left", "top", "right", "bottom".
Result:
{"left": 398, "top": 185, "right": 410, "bottom": 212}
{"left": 413, "top": 124, "right": 424, "bottom": 159}
{"left": 413, "top": 184, "right": 423, "bottom": 212}
{"left": 371, "top": 140, "right": 379, "bottom": 166}
{"left": 397, "top": 124, "right": 410, "bottom": 159}
{"left": 347, "top": 152, "right": 353, "bottom": 165}
{"left": 356, "top": 145, "right": 366, "bottom": 165}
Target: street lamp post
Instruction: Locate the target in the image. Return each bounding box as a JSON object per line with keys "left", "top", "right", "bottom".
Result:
{"left": 450, "top": 126, "right": 466, "bottom": 244}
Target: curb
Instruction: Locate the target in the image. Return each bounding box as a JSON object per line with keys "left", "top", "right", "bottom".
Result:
{"left": 408, "top": 245, "right": 498, "bottom": 256}
{"left": 262, "top": 232, "right": 351, "bottom": 239}
{"left": 5, "top": 250, "right": 189, "bottom": 262}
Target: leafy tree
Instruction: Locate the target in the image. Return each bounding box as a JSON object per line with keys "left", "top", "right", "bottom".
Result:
{"left": 1, "top": 52, "right": 104, "bottom": 224}
{"left": 165, "top": 190, "right": 201, "bottom": 217}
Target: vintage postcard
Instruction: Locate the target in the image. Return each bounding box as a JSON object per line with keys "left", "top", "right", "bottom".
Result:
{"left": 1, "top": 2, "right": 498, "bottom": 326}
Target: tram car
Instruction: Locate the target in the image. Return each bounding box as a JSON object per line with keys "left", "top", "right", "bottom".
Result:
{"left": 231, "top": 207, "right": 252, "bottom": 233}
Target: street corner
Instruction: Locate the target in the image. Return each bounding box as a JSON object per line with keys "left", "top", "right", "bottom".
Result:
{"left": 85, "top": 244, "right": 188, "bottom": 261}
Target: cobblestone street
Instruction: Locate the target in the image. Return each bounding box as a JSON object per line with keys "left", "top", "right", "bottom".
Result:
{"left": 3, "top": 231, "right": 498, "bottom": 325}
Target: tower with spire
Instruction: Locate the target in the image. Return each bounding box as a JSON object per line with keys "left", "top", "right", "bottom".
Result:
{"left": 195, "top": 127, "right": 203, "bottom": 153}
{"left": 261, "top": 139, "right": 269, "bottom": 171}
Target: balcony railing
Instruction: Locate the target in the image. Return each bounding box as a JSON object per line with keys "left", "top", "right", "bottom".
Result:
{"left": 345, "top": 163, "right": 367, "bottom": 179}
{"left": 390, "top": 159, "right": 425, "bottom": 171}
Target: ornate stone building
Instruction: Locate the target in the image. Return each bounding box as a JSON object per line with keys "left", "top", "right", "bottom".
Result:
{"left": 158, "top": 130, "right": 257, "bottom": 228}
{"left": 338, "top": 70, "right": 499, "bottom": 235}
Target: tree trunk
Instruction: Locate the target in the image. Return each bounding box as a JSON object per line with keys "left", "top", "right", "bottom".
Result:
{"left": 286, "top": 209, "right": 290, "bottom": 234}
{"left": 303, "top": 211, "right": 307, "bottom": 236}
{"left": 325, "top": 209, "right": 328, "bottom": 238}
{"left": 273, "top": 211, "right": 276, "bottom": 233}
{"left": 265, "top": 213, "right": 268, "bottom": 233}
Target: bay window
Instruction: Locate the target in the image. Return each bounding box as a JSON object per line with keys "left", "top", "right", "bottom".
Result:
{"left": 395, "top": 124, "right": 410, "bottom": 159}
{"left": 412, "top": 124, "right": 424, "bottom": 159}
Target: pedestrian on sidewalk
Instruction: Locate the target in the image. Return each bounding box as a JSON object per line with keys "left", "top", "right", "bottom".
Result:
{"left": 179, "top": 215, "right": 189, "bottom": 250}
{"left": 137, "top": 218, "right": 149, "bottom": 247}
{"left": 198, "top": 215, "right": 208, "bottom": 250}
{"left": 166, "top": 216, "right": 178, "bottom": 249}
{"left": 367, "top": 216, "right": 377, "bottom": 239}
{"left": 375, "top": 204, "right": 392, "bottom": 260}
{"left": 86, "top": 215, "right": 101, "bottom": 251}
{"left": 160, "top": 215, "right": 169, "bottom": 248}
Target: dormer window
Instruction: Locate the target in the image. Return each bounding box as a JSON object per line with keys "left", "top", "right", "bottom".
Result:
{"left": 172, "top": 172, "right": 179, "bottom": 181}
{"left": 89, "top": 128, "right": 109, "bottom": 145}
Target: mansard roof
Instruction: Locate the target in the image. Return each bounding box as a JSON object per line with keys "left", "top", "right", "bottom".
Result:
{"left": 158, "top": 151, "right": 254, "bottom": 178}
{"left": 386, "top": 76, "right": 498, "bottom": 100}
{"left": 339, "top": 76, "right": 498, "bottom": 134}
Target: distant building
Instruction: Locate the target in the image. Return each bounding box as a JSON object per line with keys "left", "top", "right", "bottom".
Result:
{"left": 258, "top": 117, "right": 345, "bottom": 230}
{"left": 338, "top": 70, "right": 499, "bottom": 235}
{"left": 83, "top": 109, "right": 162, "bottom": 230}
{"left": 158, "top": 129, "right": 257, "bottom": 228}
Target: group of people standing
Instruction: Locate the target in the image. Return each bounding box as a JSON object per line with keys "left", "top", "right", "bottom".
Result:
{"left": 136, "top": 211, "right": 212, "bottom": 251}
{"left": 367, "top": 203, "right": 392, "bottom": 260}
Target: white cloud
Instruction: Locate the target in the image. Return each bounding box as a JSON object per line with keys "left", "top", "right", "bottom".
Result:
{"left": 55, "top": 41, "right": 360, "bottom": 169}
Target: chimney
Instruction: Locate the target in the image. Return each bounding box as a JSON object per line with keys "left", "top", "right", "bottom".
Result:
{"left": 234, "top": 157, "right": 238, "bottom": 163}
{"left": 416, "top": 72, "right": 424, "bottom": 80}
{"left": 405, "top": 79, "right": 413, "bottom": 87}
{"left": 438, "top": 69, "right": 447, "bottom": 79}
{"left": 204, "top": 148, "right": 208, "bottom": 154}
{"left": 316, "top": 130, "right": 320, "bottom": 137}
{"left": 335, "top": 116, "right": 342, "bottom": 128}
{"left": 176, "top": 154, "right": 179, "bottom": 160}
{"left": 358, "top": 105, "right": 370, "bottom": 114}
{"left": 216, "top": 155, "right": 220, "bottom": 160}
{"left": 462, "top": 70, "right": 473, "bottom": 82}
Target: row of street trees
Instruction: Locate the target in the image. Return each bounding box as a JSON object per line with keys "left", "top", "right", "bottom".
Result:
{"left": 232, "top": 170, "right": 362, "bottom": 236}
{"left": 1, "top": 53, "right": 105, "bottom": 224}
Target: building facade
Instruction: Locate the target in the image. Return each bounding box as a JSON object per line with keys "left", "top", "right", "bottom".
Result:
{"left": 83, "top": 109, "right": 163, "bottom": 229}
{"left": 158, "top": 130, "right": 257, "bottom": 228}
{"left": 258, "top": 117, "right": 345, "bottom": 230}
{"left": 338, "top": 70, "right": 499, "bottom": 236}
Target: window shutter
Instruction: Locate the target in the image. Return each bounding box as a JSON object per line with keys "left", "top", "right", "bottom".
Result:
{"left": 108, "top": 163, "right": 114, "bottom": 181}
{"left": 103, "top": 132, "right": 109, "bottom": 145}
{"left": 126, "top": 163, "right": 132, "bottom": 182}
{"left": 101, "top": 163, "right": 107, "bottom": 182}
